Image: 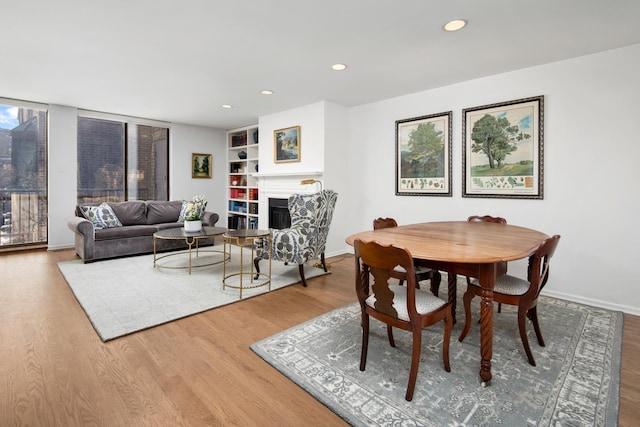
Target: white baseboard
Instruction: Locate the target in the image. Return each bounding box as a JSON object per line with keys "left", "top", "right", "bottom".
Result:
{"left": 541, "top": 289, "right": 640, "bottom": 316}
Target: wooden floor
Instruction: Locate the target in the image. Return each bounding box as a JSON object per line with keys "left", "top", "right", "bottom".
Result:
{"left": 1, "top": 249, "right": 638, "bottom": 426}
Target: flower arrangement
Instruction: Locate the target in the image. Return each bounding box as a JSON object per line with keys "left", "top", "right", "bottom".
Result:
{"left": 184, "top": 195, "right": 207, "bottom": 221}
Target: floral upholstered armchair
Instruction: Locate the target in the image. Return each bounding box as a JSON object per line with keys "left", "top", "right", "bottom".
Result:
{"left": 254, "top": 190, "right": 338, "bottom": 287}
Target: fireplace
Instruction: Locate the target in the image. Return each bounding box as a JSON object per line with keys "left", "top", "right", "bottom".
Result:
{"left": 268, "top": 198, "right": 291, "bottom": 229}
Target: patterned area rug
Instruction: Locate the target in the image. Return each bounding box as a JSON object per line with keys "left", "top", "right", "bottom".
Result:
{"left": 251, "top": 277, "right": 622, "bottom": 426}
{"left": 58, "top": 245, "right": 329, "bottom": 341}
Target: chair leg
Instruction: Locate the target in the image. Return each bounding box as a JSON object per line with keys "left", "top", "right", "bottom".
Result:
{"left": 529, "top": 306, "right": 545, "bottom": 347}
{"left": 320, "top": 252, "right": 328, "bottom": 272}
{"left": 430, "top": 270, "right": 441, "bottom": 296}
{"left": 458, "top": 289, "right": 474, "bottom": 342}
{"left": 360, "top": 314, "right": 369, "bottom": 371}
{"left": 253, "top": 257, "right": 261, "bottom": 280}
{"left": 386, "top": 325, "right": 395, "bottom": 347}
{"left": 518, "top": 305, "right": 536, "bottom": 366}
{"left": 298, "top": 264, "right": 308, "bottom": 287}
{"left": 405, "top": 328, "right": 422, "bottom": 401}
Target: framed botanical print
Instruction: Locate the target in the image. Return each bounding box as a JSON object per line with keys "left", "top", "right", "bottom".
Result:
{"left": 395, "top": 111, "right": 452, "bottom": 196}
{"left": 462, "top": 96, "right": 544, "bottom": 199}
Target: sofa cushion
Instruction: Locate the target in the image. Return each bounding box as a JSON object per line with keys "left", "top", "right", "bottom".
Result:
{"left": 79, "top": 203, "right": 123, "bottom": 229}
{"left": 94, "top": 224, "right": 158, "bottom": 241}
{"left": 146, "top": 200, "right": 182, "bottom": 224}
{"left": 108, "top": 201, "right": 147, "bottom": 226}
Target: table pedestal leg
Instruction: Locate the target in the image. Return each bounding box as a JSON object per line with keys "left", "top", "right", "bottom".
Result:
{"left": 479, "top": 287, "right": 495, "bottom": 384}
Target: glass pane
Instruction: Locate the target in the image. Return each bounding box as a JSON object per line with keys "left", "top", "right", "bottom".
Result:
{"left": 127, "top": 125, "right": 169, "bottom": 201}
{"left": 77, "top": 117, "right": 125, "bottom": 204}
{"left": 0, "top": 104, "right": 48, "bottom": 247}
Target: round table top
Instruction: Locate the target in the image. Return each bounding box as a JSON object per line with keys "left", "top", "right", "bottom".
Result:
{"left": 346, "top": 221, "right": 549, "bottom": 264}
{"left": 153, "top": 226, "right": 228, "bottom": 239}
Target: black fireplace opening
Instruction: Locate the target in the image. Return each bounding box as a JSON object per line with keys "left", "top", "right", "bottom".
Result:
{"left": 268, "top": 198, "right": 291, "bottom": 229}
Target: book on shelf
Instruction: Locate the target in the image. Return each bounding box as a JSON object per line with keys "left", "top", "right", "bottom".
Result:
{"left": 231, "top": 134, "right": 247, "bottom": 147}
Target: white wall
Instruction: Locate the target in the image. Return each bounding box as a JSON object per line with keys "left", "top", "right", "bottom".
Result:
{"left": 346, "top": 44, "right": 640, "bottom": 314}
{"left": 48, "top": 105, "right": 78, "bottom": 250}
{"left": 258, "top": 102, "right": 326, "bottom": 174}
{"left": 169, "top": 124, "right": 227, "bottom": 221}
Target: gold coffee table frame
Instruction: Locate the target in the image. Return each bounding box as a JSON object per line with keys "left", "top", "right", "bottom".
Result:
{"left": 222, "top": 229, "right": 272, "bottom": 299}
{"left": 153, "top": 226, "right": 228, "bottom": 274}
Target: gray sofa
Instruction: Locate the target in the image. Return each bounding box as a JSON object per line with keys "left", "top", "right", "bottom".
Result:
{"left": 67, "top": 200, "right": 220, "bottom": 262}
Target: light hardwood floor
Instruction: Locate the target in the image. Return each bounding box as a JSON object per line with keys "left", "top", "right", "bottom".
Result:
{"left": 1, "top": 249, "right": 638, "bottom": 426}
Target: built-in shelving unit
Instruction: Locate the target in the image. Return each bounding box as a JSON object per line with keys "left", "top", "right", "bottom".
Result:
{"left": 227, "top": 124, "right": 259, "bottom": 229}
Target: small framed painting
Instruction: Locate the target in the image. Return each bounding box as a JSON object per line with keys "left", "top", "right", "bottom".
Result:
{"left": 274, "top": 126, "right": 301, "bottom": 163}
{"left": 192, "top": 153, "right": 212, "bottom": 178}
{"left": 395, "top": 111, "right": 452, "bottom": 196}
{"left": 462, "top": 96, "right": 544, "bottom": 199}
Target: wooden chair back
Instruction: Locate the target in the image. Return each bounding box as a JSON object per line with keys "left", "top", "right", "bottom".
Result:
{"left": 467, "top": 215, "right": 507, "bottom": 224}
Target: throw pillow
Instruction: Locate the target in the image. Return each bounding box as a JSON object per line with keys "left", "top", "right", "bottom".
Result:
{"left": 80, "top": 203, "right": 123, "bottom": 229}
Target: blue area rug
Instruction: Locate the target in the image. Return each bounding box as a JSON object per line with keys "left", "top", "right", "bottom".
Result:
{"left": 251, "top": 277, "right": 622, "bottom": 426}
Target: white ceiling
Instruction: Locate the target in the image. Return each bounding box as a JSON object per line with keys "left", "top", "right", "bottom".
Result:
{"left": 3, "top": 0, "right": 640, "bottom": 130}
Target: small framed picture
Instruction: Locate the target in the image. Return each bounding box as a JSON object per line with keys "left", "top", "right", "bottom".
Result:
{"left": 274, "top": 126, "right": 301, "bottom": 163}
{"left": 463, "top": 96, "right": 544, "bottom": 199}
{"left": 192, "top": 153, "right": 212, "bottom": 179}
{"left": 395, "top": 111, "right": 452, "bottom": 196}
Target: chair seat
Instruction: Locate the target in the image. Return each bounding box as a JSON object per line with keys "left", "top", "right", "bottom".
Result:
{"left": 469, "top": 275, "right": 530, "bottom": 296}
{"left": 366, "top": 284, "right": 447, "bottom": 321}
{"left": 394, "top": 265, "right": 431, "bottom": 275}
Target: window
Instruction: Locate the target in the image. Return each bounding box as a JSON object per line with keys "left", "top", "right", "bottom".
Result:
{"left": 0, "top": 101, "right": 48, "bottom": 248}
{"left": 77, "top": 115, "right": 169, "bottom": 204}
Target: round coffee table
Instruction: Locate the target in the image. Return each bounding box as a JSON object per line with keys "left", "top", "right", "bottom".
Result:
{"left": 153, "top": 226, "right": 228, "bottom": 274}
{"left": 222, "top": 229, "right": 272, "bottom": 299}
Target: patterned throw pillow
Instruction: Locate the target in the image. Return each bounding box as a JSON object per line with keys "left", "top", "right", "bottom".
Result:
{"left": 80, "top": 203, "right": 123, "bottom": 229}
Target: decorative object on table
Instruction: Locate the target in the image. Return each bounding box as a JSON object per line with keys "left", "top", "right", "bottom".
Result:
{"left": 192, "top": 153, "right": 212, "bottom": 179}
{"left": 180, "top": 195, "right": 207, "bottom": 232}
{"left": 251, "top": 285, "right": 622, "bottom": 427}
{"left": 274, "top": 125, "right": 301, "bottom": 163}
{"left": 237, "top": 150, "right": 247, "bottom": 159}
{"left": 462, "top": 95, "right": 544, "bottom": 199}
{"left": 395, "top": 111, "right": 452, "bottom": 196}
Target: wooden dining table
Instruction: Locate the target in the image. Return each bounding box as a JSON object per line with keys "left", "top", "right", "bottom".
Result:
{"left": 345, "top": 221, "right": 549, "bottom": 383}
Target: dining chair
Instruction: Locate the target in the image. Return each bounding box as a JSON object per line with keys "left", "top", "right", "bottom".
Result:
{"left": 354, "top": 239, "right": 452, "bottom": 401}
{"left": 466, "top": 215, "right": 508, "bottom": 312}
{"left": 373, "top": 218, "right": 441, "bottom": 294}
{"left": 458, "top": 234, "right": 561, "bottom": 366}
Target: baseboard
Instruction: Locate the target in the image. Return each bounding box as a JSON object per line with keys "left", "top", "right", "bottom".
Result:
{"left": 541, "top": 289, "right": 640, "bottom": 316}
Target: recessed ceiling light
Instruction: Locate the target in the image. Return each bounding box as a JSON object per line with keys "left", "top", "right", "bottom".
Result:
{"left": 221, "top": 104, "right": 233, "bottom": 109}
{"left": 444, "top": 19, "right": 467, "bottom": 32}
{"left": 261, "top": 90, "right": 273, "bottom": 95}
{"left": 331, "top": 63, "right": 347, "bottom": 71}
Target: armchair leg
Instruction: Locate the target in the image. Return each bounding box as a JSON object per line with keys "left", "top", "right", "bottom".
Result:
{"left": 320, "top": 253, "right": 328, "bottom": 272}
{"left": 253, "top": 257, "right": 261, "bottom": 280}
{"left": 298, "top": 264, "right": 308, "bottom": 287}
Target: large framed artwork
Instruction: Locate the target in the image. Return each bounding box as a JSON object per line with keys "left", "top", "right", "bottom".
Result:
{"left": 395, "top": 111, "right": 452, "bottom": 196}
{"left": 192, "top": 153, "right": 212, "bottom": 178}
{"left": 462, "top": 96, "right": 544, "bottom": 199}
{"left": 274, "top": 126, "right": 301, "bottom": 163}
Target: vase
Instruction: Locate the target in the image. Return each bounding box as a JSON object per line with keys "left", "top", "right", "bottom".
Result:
{"left": 238, "top": 151, "right": 247, "bottom": 159}
{"left": 184, "top": 219, "right": 202, "bottom": 232}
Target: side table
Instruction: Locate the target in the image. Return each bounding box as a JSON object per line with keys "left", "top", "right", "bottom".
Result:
{"left": 222, "top": 229, "right": 272, "bottom": 299}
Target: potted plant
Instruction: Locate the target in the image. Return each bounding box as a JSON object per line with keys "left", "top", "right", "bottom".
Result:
{"left": 183, "top": 195, "right": 207, "bottom": 232}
